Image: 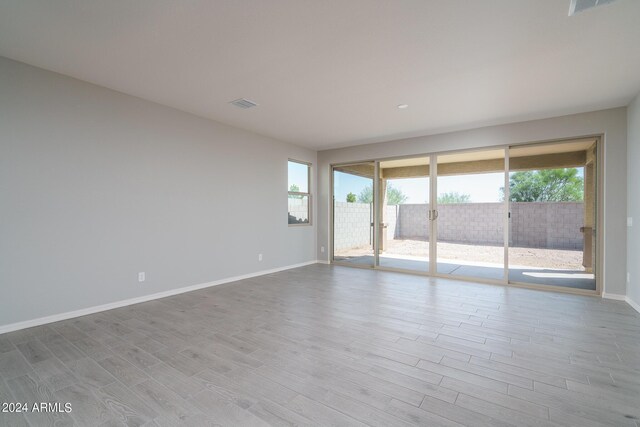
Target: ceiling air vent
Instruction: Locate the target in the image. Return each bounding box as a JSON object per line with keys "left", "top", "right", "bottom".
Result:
{"left": 569, "top": 0, "right": 617, "bottom": 16}
{"left": 230, "top": 98, "right": 258, "bottom": 109}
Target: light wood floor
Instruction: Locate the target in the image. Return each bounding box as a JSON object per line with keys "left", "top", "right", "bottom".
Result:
{"left": 1, "top": 264, "right": 639, "bottom": 426}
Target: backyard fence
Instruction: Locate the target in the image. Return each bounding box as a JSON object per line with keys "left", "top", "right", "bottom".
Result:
{"left": 334, "top": 202, "right": 584, "bottom": 251}
{"left": 333, "top": 201, "right": 372, "bottom": 251}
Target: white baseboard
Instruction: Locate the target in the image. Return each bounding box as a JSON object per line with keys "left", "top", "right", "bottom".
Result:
{"left": 602, "top": 293, "right": 626, "bottom": 301}
{"left": 0, "top": 260, "right": 318, "bottom": 335}
{"left": 316, "top": 259, "right": 330, "bottom": 264}
{"left": 626, "top": 296, "right": 640, "bottom": 314}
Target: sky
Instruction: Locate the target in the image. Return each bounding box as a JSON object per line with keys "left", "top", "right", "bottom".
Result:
{"left": 288, "top": 161, "right": 309, "bottom": 192}
{"left": 333, "top": 168, "right": 584, "bottom": 204}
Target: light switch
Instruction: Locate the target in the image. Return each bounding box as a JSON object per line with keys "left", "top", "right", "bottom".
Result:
{"left": 628, "top": 217, "right": 633, "bottom": 227}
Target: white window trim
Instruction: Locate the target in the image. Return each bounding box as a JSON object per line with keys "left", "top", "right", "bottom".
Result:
{"left": 288, "top": 159, "right": 312, "bottom": 226}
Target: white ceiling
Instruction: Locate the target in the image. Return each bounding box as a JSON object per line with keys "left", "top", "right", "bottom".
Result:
{"left": 1, "top": 1, "right": 639, "bottom": 150}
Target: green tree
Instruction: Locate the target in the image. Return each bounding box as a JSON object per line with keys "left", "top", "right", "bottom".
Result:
{"left": 289, "top": 184, "right": 303, "bottom": 199}
{"left": 357, "top": 185, "right": 373, "bottom": 204}
{"left": 357, "top": 184, "right": 408, "bottom": 205}
{"left": 387, "top": 186, "right": 408, "bottom": 205}
{"left": 504, "top": 168, "right": 583, "bottom": 202}
{"left": 437, "top": 192, "right": 471, "bottom": 204}
{"left": 346, "top": 192, "right": 356, "bottom": 203}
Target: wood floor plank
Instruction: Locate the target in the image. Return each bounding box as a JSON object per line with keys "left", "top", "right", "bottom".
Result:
{"left": 223, "top": 366, "right": 298, "bottom": 406}
{"left": 367, "top": 364, "right": 457, "bottom": 404}
{"left": 0, "top": 350, "right": 34, "bottom": 380}
{"left": 6, "top": 374, "right": 75, "bottom": 426}
{"left": 417, "top": 358, "right": 510, "bottom": 393}
{"left": 31, "top": 357, "right": 78, "bottom": 392}
{"left": 194, "top": 368, "right": 259, "bottom": 409}
{"left": 284, "top": 393, "right": 368, "bottom": 427}
{"left": 0, "top": 264, "right": 639, "bottom": 425}
{"left": 112, "top": 344, "right": 162, "bottom": 372}
{"left": 440, "top": 376, "right": 549, "bottom": 419}
{"left": 40, "top": 333, "right": 86, "bottom": 363}
{"left": 440, "top": 355, "right": 534, "bottom": 390}
{"left": 534, "top": 381, "right": 640, "bottom": 421}
{"left": 420, "top": 395, "right": 513, "bottom": 427}
{"left": 508, "top": 384, "right": 637, "bottom": 426}
{"left": 455, "top": 393, "right": 553, "bottom": 427}
{"left": 55, "top": 383, "right": 113, "bottom": 426}
{"left": 469, "top": 355, "right": 567, "bottom": 388}
{"left": 248, "top": 399, "right": 313, "bottom": 426}
{"left": 94, "top": 381, "right": 158, "bottom": 426}
{"left": 0, "top": 336, "right": 15, "bottom": 354}
{"left": 15, "top": 339, "right": 53, "bottom": 364}
{"left": 145, "top": 362, "right": 204, "bottom": 400}
{"left": 63, "top": 357, "right": 117, "bottom": 389}
{"left": 0, "top": 379, "right": 29, "bottom": 427}
{"left": 132, "top": 379, "right": 202, "bottom": 422}
{"left": 321, "top": 390, "right": 416, "bottom": 427}
{"left": 97, "top": 355, "right": 150, "bottom": 387}
{"left": 385, "top": 398, "right": 464, "bottom": 427}
{"left": 189, "top": 388, "right": 271, "bottom": 426}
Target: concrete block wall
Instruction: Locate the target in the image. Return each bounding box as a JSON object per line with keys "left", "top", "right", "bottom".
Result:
{"left": 333, "top": 202, "right": 372, "bottom": 251}
{"left": 438, "top": 203, "right": 505, "bottom": 245}
{"left": 396, "top": 204, "right": 430, "bottom": 239}
{"left": 391, "top": 203, "right": 504, "bottom": 244}
{"left": 334, "top": 202, "right": 584, "bottom": 251}
{"left": 511, "top": 202, "right": 583, "bottom": 249}
{"left": 288, "top": 197, "right": 309, "bottom": 222}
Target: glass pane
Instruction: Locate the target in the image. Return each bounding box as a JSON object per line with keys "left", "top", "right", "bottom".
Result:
{"left": 288, "top": 160, "right": 309, "bottom": 193}
{"left": 378, "top": 157, "right": 430, "bottom": 272}
{"left": 332, "top": 163, "right": 375, "bottom": 266}
{"left": 288, "top": 195, "right": 309, "bottom": 224}
{"left": 436, "top": 149, "right": 506, "bottom": 281}
{"left": 508, "top": 141, "right": 596, "bottom": 290}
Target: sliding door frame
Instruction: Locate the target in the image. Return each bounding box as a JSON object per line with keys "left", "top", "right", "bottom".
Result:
{"left": 330, "top": 160, "right": 377, "bottom": 269}
{"left": 505, "top": 137, "right": 602, "bottom": 296}
{"left": 430, "top": 147, "right": 509, "bottom": 286}
{"left": 329, "top": 135, "right": 603, "bottom": 297}
{"left": 429, "top": 155, "right": 437, "bottom": 276}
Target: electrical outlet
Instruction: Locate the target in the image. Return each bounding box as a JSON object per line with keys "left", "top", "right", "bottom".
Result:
{"left": 258, "top": 253, "right": 263, "bottom": 262}
{"left": 138, "top": 272, "right": 145, "bottom": 282}
{"left": 321, "top": 246, "right": 325, "bottom": 253}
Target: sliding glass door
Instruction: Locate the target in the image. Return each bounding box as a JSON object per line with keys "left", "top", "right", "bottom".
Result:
{"left": 507, "top": 140, "right": 597, "bottom": 291}
{"left": 332, "top": 163, "right": 376, "bottom": 267}
{"left": 330, "top": 139, "right": 599, "bottom": 293}
{"left": 377, "top": 157, "right": 430, "bottom": 272}
{"left": 435, "top": 149, "right": 507, "bottom": 281}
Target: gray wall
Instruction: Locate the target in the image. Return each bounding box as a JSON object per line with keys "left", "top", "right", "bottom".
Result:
{"left": 0, "top": 57, "right": 317, "bottom": 328}
{"left": 628, "top": 93, "right": 640, "bottom": 307}
{"left": 318, "top": 108, "right": 628, "bottom": 295}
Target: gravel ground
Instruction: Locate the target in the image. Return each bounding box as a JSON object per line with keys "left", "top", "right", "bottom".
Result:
{"left": 336, "top": 239, "right": 585, "bottom": 270}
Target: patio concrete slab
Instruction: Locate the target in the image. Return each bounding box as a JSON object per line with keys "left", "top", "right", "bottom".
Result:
{"left": 334, "top": 255, "right": 596, "bottom": 290}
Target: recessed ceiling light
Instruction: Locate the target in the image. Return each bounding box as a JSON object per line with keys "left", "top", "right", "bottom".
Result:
{"left": 397, "top": 104, "right": 409, "bottom": 109}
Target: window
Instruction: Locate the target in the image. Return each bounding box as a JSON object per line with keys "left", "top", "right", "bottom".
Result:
{"left": 288, "top": 160, "right": 311, "bottom": 225}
